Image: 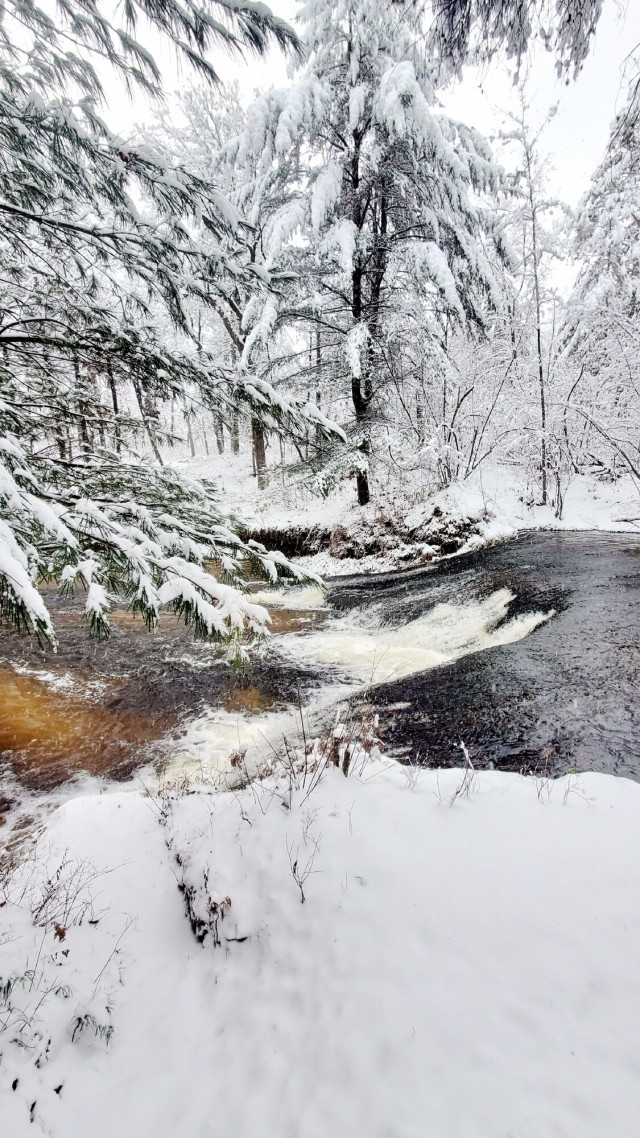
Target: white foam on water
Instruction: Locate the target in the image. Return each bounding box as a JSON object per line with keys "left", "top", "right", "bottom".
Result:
{"left": 251, "top": 585, "right": 328, "bottom": 610}
{"left": 8, "top": 662, "right": 111, "bottom": 699}
{"left": 167, "top": 686, "right": 350, "bottom": 783}
{"left": 9, "top": 662, "right": 76, "bottom": 691}
{"left": 165, "top": 588, "right": 553, "bottom": 783}
{"left": 288, "top": 588, "right": 553, "bottom": 685}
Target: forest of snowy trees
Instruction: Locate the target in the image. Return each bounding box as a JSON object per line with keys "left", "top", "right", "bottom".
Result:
{"left": 1, "top": 0, "right": 637, "bottom": 646}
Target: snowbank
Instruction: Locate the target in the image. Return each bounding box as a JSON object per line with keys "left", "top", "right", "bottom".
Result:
{"left": 3, "top": 758, "right": 640, "bottom": 1137}
{"left": 295, "top": 467, "right": 640, "bottom": 577}
{"left": 175, "top": 449, "right": 640, "bottom": 577}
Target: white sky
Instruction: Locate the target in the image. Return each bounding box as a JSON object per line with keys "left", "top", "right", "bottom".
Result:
{"left": 124, "top": 0, "right": 640, "bottom": 209}
{"left": 441, "top": 0, "right": 640, "bottom": 206}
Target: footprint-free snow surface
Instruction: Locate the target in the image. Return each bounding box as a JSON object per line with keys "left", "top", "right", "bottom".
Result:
{"left": 2, "top": 763, "right": 640, "bottom": 1137}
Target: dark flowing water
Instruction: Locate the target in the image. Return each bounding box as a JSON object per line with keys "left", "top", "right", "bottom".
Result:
{"left": 1, "top": 530, "right": 639, "bottom": 798}
{"left": 0, "top": 597, "right": 327, "bottom": 790}
{"left": 331, "top": 531, "right": 640, "bottom": 778}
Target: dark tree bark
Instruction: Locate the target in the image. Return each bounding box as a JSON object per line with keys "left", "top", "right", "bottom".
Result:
{"left": 107, "top": 361, "right": 121, "bottom": 454}
{"left": 252, "top": 417, "right": 267, "bottom": 488}
{"left": 132, "top": 377, "right": 163, "bottom": 465}
{"left": 230, "top": 410, "right": 240, "bottom": 454}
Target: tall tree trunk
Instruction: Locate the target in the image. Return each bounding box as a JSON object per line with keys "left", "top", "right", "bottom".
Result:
{"left": 107, "top": 362, "right": 121, "bottom": 454}
{"left": 315, "top": 332, "right": 325, "bottom": 454}
{"left": 252, "top": 417, "right": 267, "bottom": 489}
{"left": 356, "top": 439, "right": 370, "bottom": 506}
{"left": 73, "top": 356, "right": 90, "bottom": 455}
{"left": 132, "top": 377, "right": 163, "bottom": 465}
{"left": 350, "top": 263, "right": 371, "bottom": 506}
{"left": 215, "top": 418, "right": 225, "bottom": 455}
{"left": 524, "top": 139, "right": 547, "bottom": 504}
{"left": 348, "top": 129, "right": 372, "bottom": 507}
{"left": 77, "top": 404, "right": 90, "bottom": 454}
{"left": 186, "top": 414, "right": 196, "bottom": 458}
{"left": 416, "top": 390, "right": 425, "bottom": 443}
{"left": 230, "top": 411, "right": 240, "bottom": 454}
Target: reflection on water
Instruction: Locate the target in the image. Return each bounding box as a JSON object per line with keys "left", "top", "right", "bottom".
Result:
{"left": 266, "top": 608, "right": 327, "bottom": 635}
{"left": 0, "top": 664, "right": 286, "bottom": 789}
{"left": 221, "top": 685, "right": 278, "bottom": 714}
{"left": 345, "top": 531, "right": 640, "bottom": 778}
{"left": 0, "top": 593, "right": 326, "bottom": 790}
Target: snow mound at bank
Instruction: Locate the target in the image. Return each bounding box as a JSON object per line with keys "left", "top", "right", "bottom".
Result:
{"left": 2, "top": 763, "right": 640, "bottom": 1137}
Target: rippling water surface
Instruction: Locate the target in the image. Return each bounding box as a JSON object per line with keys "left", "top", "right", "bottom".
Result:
{"left": 1, "top": 530, "right": 639, "bottom": 797}
{"left": 335, "top": 531, "right": 640, "bottom": 778}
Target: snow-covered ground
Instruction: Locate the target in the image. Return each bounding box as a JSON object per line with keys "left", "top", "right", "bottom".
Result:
{"left": 295, "top": 469, "right": 640, "bottom": 576}
{"left": 173, "top": 447, "right": 640, "bottom": 577}
{"left": 3, "top": 755, "right": 640, "bottom": 1137}
{"left": 3, "top": 453, "right": 639, "bottom": 1135}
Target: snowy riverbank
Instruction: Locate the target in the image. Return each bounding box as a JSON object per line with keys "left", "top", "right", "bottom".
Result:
{"left": 175, "top": 451, "right": 640, "bottom": 577}
{"left": 2, "top": 752, "right": 640, "bottom": 1137}
{"left": 287, "top": 468, "right": 640, "bottom": 577}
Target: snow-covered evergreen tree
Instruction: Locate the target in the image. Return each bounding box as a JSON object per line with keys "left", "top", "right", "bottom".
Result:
{"left": 145, "top": 83, "right": 334, "bottom": 489}
{"left": 0, "top": 0, "right": 346, "bottom": 648}
{"left": 232, "top": 0, "right": 510, "bottom": 504}
{"left": 429, "top": 0, "right": 603, "bottom": 78}
{"left": 562, "top": 81, "right": 640, "bottom": 483}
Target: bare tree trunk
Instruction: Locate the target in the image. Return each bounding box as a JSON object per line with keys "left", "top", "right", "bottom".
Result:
{"left": 73, "top": 356, "right": 90, "bottom": 455}
{"left": 356, "top": 439, "right": 370, "bottom": 506}
{"left": 107, "top": 361, "right": 121, "bottom": 454}
{"left": 77, "top": 405, "right": 90, "bottom": 454}
{"left": 416, "top": 371, "right": 425, "bottom": 443}
{"left": 230, "top": 411, "right": 240, "bottom": 454}
{"left": 523, "top": 117, "right": 548, "bottom": 504}
{"left": 252, "top": 417, "right": 267, "bottom": 488}
{"left": 132, "top": 377, "right": 163, "bottom": 465}
{"left": 97, "top": 407, "right": 106, "bottom": 449}
{"left": 215, "top": 419, "right": 225, "bottom": 455}
{"left": 315, "top": 332, "right": 325, "bottom": 454}
{"left": 186, "top": 414, "right": 196, "bottom": 458}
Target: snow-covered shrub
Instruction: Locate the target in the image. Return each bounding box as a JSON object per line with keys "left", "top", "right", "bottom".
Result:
{"left": 158, "top": 707, "right": 383, "bottom": 943}
{"left": 0, "top": 843, "right": 120, "bottom": 1086}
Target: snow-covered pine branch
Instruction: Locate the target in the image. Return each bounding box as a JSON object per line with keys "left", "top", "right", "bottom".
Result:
{"left": 225, "top": 0, "right": 510, "bottom": 504}
{"left": 0, "top": 0, "right": 338, "bottom": 644}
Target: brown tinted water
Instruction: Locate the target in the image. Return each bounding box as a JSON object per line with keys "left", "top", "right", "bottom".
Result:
{"left": 0, "top": 596, "right": 328, "bottom": 790}
{"left": 0, "top": 667, "right": 170, "bottom": 788}
{"left": 6, "top": 531, "right": 640, "bottom": 795}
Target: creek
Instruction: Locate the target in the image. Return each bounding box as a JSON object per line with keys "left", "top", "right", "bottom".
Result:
{"left": 1, "top": 531, "right": 638, "bottom": 807}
